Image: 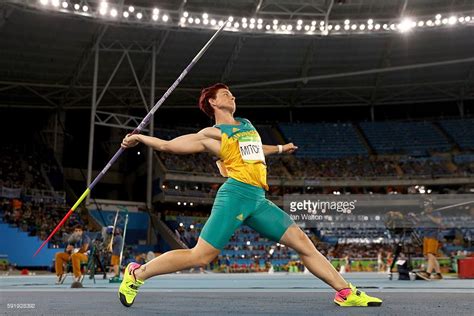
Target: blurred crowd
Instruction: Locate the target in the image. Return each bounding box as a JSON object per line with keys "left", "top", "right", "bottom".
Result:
{"left": 157, "top": 151, "right": 473, "bottom": 179}
{"left": 0, "top": 198, "right": 87, "bottom": 246}
{"left": 0, "top": 146, "right": 50, "bottom": 190}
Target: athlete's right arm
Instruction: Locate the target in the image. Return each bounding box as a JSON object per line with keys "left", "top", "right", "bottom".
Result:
{"left": 121, "top": 128, "right": 220, "bottom": 156}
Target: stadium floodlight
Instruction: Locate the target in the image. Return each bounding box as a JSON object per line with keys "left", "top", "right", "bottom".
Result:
{"left": 82, "top": 5, "right": 88, "bottom": 12}
{"left": 297, "top": 19, "right": 303, "bottom": 25}
{"left": 153, "top": 8, "right": 159, "bottom": 15}
{"left": 448, "top": 16, "right": 457, "bottom": 25}
{"left": 359, "top": 24, "right": 365, "bottom": 30}
{"left": 110, "top": 8, "right": 117, "bottom": 17}
{"left": 383, "top": 23, "right": 388, "bottom": 29}
{"left": 441, "top": 18, "right": 448, "bottom": 24}
{"left": 203, "top": 19, "right": 209, "bottom": 25}
{"left": 123, "top": 11, "right": 129, "bottom": 18}
{"left": 435, "top": 14, "right": 441, "bottom": 20}
{"left": 334, "top": 24, "right": 340, "bottom": 30}
{"left": 351, "top": 24, "right": 357, "bottom": 30}
{"left": 435, "top": 19, "right": 441, "bottom": 25}
{"left": 183, "top": 11, "right": 189, "bottom": 18}
{"left": 466, "top": 16, "right": 471, "bottom": 22}
{"left": 188, "top": 17, "right": 193, "bottom": 23}
{"left": 51, "top": 0, "right": 59, "bottom": 7}
{"left": 180, "top": 17, "right": 185, "bottom": 23}
{"left": 320, "top": 21, "right": 325, "bottom": 26}
{"left": 374, "top": 24, "right": 380, "bottom": 30}
{"left": 73, "top": 3, "right": 79, "bottom": 10}
{"left": 218, "top": 20, "right": 224, "bottom": 26}
{"left": 184, "top": 202, "right": 187, "bottom": 206}
{"left": 459, "top": 17, "right": 465, "bottom": 23}
{"left": 242, "top": 23, "right": 247, "bottom": 28}
{"left": 195, "top": 18, "right": 201, "bottom": 24}
{"left": 368, "top": 19, "right": 373, "bottom": 24}
{"left": 203, "top": 13, "right": 208, "bottom": 19}
{"left": 367, "top": 24, "right": 373, "bottom": 30}
{"left": 398, "top": 18, "right": 414, "bottom": 32}
{"left": 250, "top": 18, "right": 255, "bottom": 24}
{"left": 266, "top": 24, "right": 271, "bottom": 30}
{"left": 257, "top": 24, "right": 262, "bottom": 29}
{"left": 304, "top": 25, "right": 310, "bottom": 31}
{"left": 281, "top": 24, "right": 287, "bottom": 30}
{"left": 296, "top": 24, "right": 302, "bottom": 30}
{"left": 418, "top": 21, "right": 424, "bottom": 27}
{"left": 190, "top": 202, "right": 193, "bottom": 206}
{"left": 177, "top": 202, "right": 181, "bottom": 205}
{"left": 287, "top": 24, "right": 293, "bottom": 31}
{"left": 249, "top": 23, "right": 255, "bottom": 29}
{"left": 128, "top": 6, "right": 134, "bottom": 13}
{"left": 272, "top": 24, "right": 278, "bottom": 30}
{"left": 136, "top": 12, "right": 142, "bottom": 20}
{"left": 310, "top": 25, "right": 316, "bottom": 31}
{"left": 226, "top": 21, "right": 231, "bottom": 27}
{"left": 344, "top": 24, "right": 350, "bottom": 30}
{"left": 228, "top": 16, "right": 234, "bottom": 22}
{"left": 100, "top": 1, "right": 107, "bottom": 9}
{"left": 61, "top": 1, "right": 67, "bottom": 8}
{"left": 210, "top": 19, "right": 216, "bottom": 25}
{"left": 426, "top": 19, "right": 433, "bottom": 26}
{"left": 257, "top": 18, "right": 263, "bottom": 24}
{"left": 311, "top": 20, "right": 316, "bottom": 25}
{"left": 344, "top": 19, "right": 350, "bottom": 25}
{"left": 152, "top": 14, "right": 158, "bottom": 21}
{"left": 242, "top": 17, "right": 247, "bottom": 23}
{"left": 390, "top": 23, "right": 396, "bottom": 30}
{"left": 273, "top": 19, "right": 278, "bottom": 25}
{"left": 40, "top": 0, "right": 48, "bottom": 5}
{"left": 99, "top": 7, "right": 106, "bottom": 15}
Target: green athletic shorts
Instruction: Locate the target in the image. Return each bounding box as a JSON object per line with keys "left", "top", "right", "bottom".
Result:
{"left": 200, "top": 178, "right": 295, "bottom": 250}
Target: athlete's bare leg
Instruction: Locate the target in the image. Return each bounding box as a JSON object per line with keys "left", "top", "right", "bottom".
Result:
{"left": 133, "top": 238, "right": 220, "bottom": 281}
{"left": 279, "top": 225, "right": 349, "bottom": 290}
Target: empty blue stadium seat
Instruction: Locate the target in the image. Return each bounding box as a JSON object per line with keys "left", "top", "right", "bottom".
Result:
{"left": 359, "top": 121, "right": 451, "bottom": 154}
{"left": 439, "top": 119, "right": 474, "bottom": 150}
{"left": 279, "top": 123, "right": 368, "bottom": 158}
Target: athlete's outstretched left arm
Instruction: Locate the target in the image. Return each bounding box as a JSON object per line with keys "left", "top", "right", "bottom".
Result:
{"left": 263, "top": 143, "right": 298, "bottom": 156}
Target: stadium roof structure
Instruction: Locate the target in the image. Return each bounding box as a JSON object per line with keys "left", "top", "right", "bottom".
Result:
{"left": 0, "top": 0, "right": 473, "bottom": 113}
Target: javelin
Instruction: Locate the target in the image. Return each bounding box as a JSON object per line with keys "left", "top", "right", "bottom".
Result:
{"left": 34, "top": 22, "right": 228, "bottom": 257}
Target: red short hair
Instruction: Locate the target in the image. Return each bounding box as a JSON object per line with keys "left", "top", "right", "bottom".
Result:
{"left": 198, "top": 83, "right": 229, "bottom": 118}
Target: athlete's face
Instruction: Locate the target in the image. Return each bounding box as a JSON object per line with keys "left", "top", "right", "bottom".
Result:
{"left": 210, "top": 88, "right": 236, "bottom": 113}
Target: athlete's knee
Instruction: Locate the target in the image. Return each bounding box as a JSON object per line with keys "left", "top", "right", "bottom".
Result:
{"left": 191, "top": 246, "right": 219, "bottom": 266}
{"left": 191, "top": 250, "right": 216, "bottom": 266}
{"left": 289, "top": 226, "right": 309, "bottom": 244}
